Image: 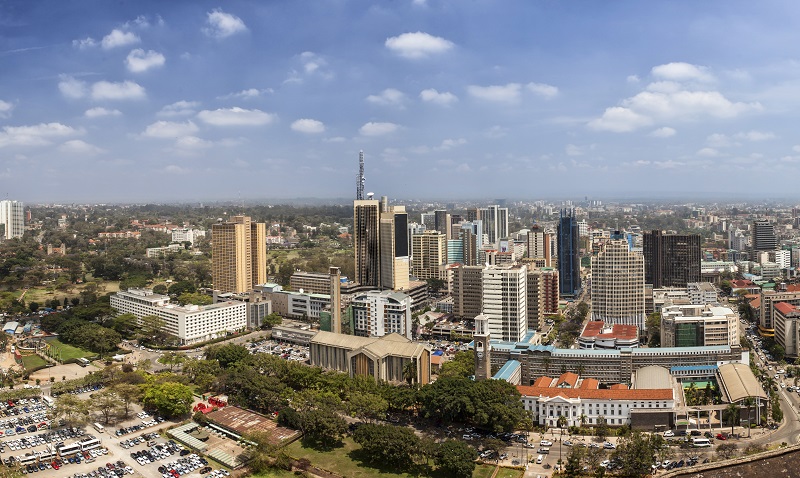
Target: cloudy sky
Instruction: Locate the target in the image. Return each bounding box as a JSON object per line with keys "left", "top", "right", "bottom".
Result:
{"left": 2, "top": 1, "right": 800, "bottom": 203}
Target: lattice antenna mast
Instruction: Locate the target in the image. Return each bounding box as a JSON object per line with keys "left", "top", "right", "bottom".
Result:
{"left": 356, "top": 150, "right": 365, "bottom": 200}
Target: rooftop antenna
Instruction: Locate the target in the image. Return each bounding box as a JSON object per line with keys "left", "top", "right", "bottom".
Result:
{"left": 356, "top": 150, "right": 365, "bottom": 200}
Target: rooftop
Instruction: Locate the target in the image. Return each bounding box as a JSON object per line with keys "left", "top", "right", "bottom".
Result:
{"left": 517, "top": 385, "right": 673, "bottom": 401}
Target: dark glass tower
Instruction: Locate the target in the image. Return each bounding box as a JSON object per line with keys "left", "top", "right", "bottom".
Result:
{"left": 557, "top": 209, "right": 581, "bottom": 297}
{"left": 643, "top": 230, "right": 701, "bottom": 288}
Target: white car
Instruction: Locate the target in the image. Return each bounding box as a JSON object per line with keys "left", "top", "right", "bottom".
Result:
{"left": 540, "top": 440, "right": 553, "bottom": 447}
{"left": 663, "top": 430, "right": 674, "bottom": 437}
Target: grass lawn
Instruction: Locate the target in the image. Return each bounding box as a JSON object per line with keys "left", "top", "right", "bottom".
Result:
{"left": 495, "top": 468, "right": 524, "bottom": 478}
{"left": 18, "top": 280, "right": 121, "bottom": 307}
{"left": 45, "top": 338, "right": 93, "bottom": 361}
{"left": 251, "top": 471, "right": 296, "bottom": 478}
{"left": 472, "top": 465, "right": 497, "bottom": 478}
{"left": 21, "top": 354, "right": 48, "bottom": 371}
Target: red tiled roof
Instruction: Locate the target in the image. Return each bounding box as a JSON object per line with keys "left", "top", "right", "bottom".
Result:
{"left": 609, "top": 384, "right": 629, "bottom": 390}
{"left": 558, "top": 372, "right": 579, "bottom": 387}
{"left": 581, "top": 321, "right": 605, "bottom": 337}
{"left": 517, "top": 385, "right": 672, "bottom": 401}
{"left": 787, "top": 284, "right": 800, "bottom": 293}
{"left": 775, "top": 302, "right": 799, "bottom": 316}
{"left": 610, "top": 324, "right": 638, "bottom": 341}
{"left": 731, "top": 280, "right": 754, "bottom": 288}
{"left": 749, "top": 297, "right": 761, "bottom": 309}
{"left": 533, "top": 376, "right": 553, "bottom": 388}
{"left": 581, "top": 321, "right": 638, "bottom": 341}
{"left": 578, "top": 378, "right": 599, "bottom": 389}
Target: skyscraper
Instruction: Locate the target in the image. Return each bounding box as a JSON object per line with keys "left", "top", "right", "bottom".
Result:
{"left": 379, "top": 205, "right": 409, "bottom": 290}
{"left": 211, "top": 216, "right": 266, "bottom": 293}
{"left": 479, "top": 205, "right": 509, "bottom": 245}
{"left": 0, "top": 200, "right": 24, "bottom": 240}
{"left": 557, "top": 209, "right": 581, "bottom": 297}
{"left": 354, "top": 199, "right": 382, "bottom": 287}
{"left": 591, "top": 239, "right": 645, "bottom": 331}
{"left": 751, "top": 220, "right": 777, "bottom": 255}
{"left": 411, "top": 231, "right": 447, "bottom": 281}
{"left": 482, "top": 264, "right": 527, "bottom": 342}
{"left": 643, "top": 230, "right": 701, "bottom": 288}
{"left": 526, "top": 226, "right": 552, "bottom": 267}
{"left": 453, "top": 265, "right": 483, "bottom": 319}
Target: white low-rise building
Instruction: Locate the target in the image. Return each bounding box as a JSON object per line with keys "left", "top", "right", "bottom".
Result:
{"left": 352, "top": 290, "right": 413, "bottom": 339}
{"left": 110, "top": 289, "right": 247, "bottom": 345}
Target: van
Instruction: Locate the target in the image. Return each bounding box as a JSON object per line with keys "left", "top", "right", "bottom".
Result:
{"left": 92, "top": 423, "right": 105, "bottom": 433}
{"left": 536, "top": 455, "right": 543, "bottom": 464}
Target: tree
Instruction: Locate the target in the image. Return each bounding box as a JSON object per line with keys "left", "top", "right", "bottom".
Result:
{"left": 157, "top": 351, "right": 186, "bottom": 372}
{"left": 113, "top": 383, "right": 143, "bottom": 418}
{"left": 141, "top": 381, "right": 193, "bottom": 418}
{"left": 645, "top": 312, "right": 661, "bottom": 347}
{"left": 595, "top": 416, "right": 609, "bottom": 440}
{"left": 300, "top": 408, "right": 347, "bottom": 447}
{"left": 139, "top": 315, "right": 168, "bottom": 343}
{"left": 167, "top": 280, "right": 196, "bottom": 296}
{"left": 611, "top": 431, "right": 660, "bottom": 478}
{"left": 724, "top": 403, "right": 740, "bottom": 435}
{"left": 564, "top": 445, "right": 587, "bottom": 478}
{"left": 403, "top": 361, "right": 418, "bottom": 385}
{"left": 353, "top": 423, "right": 420, "bottom": 470}
{"left": 438, "top": 351, "right": 475, "bottom": 378}
{"left": 91, "top": 389, "right": 124, "bottom": 424}
{"left": 716, "top": 442, "right": 738, "bottom": 460}
{"left": 207, "top": 343, "right": 249, "bottom": 368}
{"left": 263, "top": 313, "right": 283, "bottom": 328}
{"left": 346, "top": 391, "right": 388, "bottom": 423}
{"left": 54, "top": 394, "right": 90, "bottom": 428}
{"left": 434, "top": 440, "right": 476, "bottom": 478}
{"left": 28, "top": 301, "right": 39, "bottom": 313}
{"left": 176, "top": 292, "right": 213, "bottom": 306}
{"left": 111, "top": 313, "right": 139, "bottom": 337}
{"left": 152, "top": 284, "right": 168, "bottom": 295}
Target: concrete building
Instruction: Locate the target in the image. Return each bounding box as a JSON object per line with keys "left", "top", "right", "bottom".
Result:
{"left": 526, "top": 227, "right": 552, "bottom": 267}
{"left": 211, "top": 216, "right": 266, "bottom": 294}
{"left": 759, "top": 290, "right": 800, "bottom": 335}
{"left": 557, "top": 209, "right": 581, "bottom": 297}
{"left": 172, "top": 227, "right": 206, "bottom": 245}
{"left": 479, "top": 205, "right": 509, "bottom": 245}
{"left": 111, "top": 289, "right": 247, "bottom": 345}
{"left": 526, "top": 267, "right": 559, "bottom": 331}
{"left": 310, "top": 331, "right": 431, "bottom": 384}
{"left": 774, "top": 302, "right": 800, "bottom": 358}
{"left": 751, "top": 219, "right": 777, "bottom": 257}
{"left": 354, "top": 199, "right": 382, "bottom": 287}
{"left": 578, "top": 321, "right": 639, "bottom": 349}
{"left": 380, "top": 205, "right": 410, "bottom": 290}
{"left": 351, "top": 290, "right": 413, "bottom": 339}
{"left": 591, "top": 239, "right": 646, "bottom": 331}
{"left": 411, "top": 231, "right": 447, "bottom": 281}
{"left": 687, "top": 282, "right": 718, "bottom": 305}
{"left": 482, "top": 264, "right": 527, "bottom": 342}
{"left": 146, "top": 243, "right": 184, "bottom": 258}
{"left": 660, "top": 304, "right": 739, "bottom": 348}
{"left": 452, "top": 265, "right": 483, "bottom": 319}
{"left": 0, "top": 200, "right": 24, "bottom": 240}
{"left": 643, "top": 230, "right": 701, "bottom": 288}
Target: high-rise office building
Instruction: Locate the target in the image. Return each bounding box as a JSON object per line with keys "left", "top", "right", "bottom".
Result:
{"left": 0, "top": 200, "right": 24, "bottom": 240}
{"left": 527, "top": 268, "right": 559, "bottom": 331}
{"left": 354, "top": 199, "right": 382, "bottom": 287}
{"left": 411, "top": 231, "right": 447, "bottom": 281}
{"left": 460, "top": 228, "right": 479, "bottom": 266}
{"left": 591, "top": 239, "right": 645, "bottom": 331}
{"left": 751, "top": 220, "right": 778, "bottom": 255}
{"left": 211, "top": 215, "right": 266, "bottom": 293}
{"left": 434, "top": 210, "right": 450, "bottom": 237}
{"left": 526, "top": 226, "right": 552, "bottom": 267}
{"left": 557, "top": 209, "right": 581, "bottom": 297}
{"left": 482, "top": 264, "right": 527, "bottom": 342}
{"left": 380, "top": 205, "right": 409, "bottom": 290}
{"left": 643, "top": 230, "right": 701, "bottom": 288}
{"left": 479, "top": 205, "right": 509, "bottom": 245}
{"left": 452, "top": 265, "right": 483, "bottom": 319}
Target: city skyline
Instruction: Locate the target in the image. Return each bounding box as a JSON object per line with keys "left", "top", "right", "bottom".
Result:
{"left": 4, "top": 1, "right": 800, "bottom": 202}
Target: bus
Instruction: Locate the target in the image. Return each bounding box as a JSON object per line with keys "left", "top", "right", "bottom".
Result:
{"left": 92, "top": 423, "right": 105, "bottom": 433}
{"left": 56, "top": 443, "right": 82, "bottom": 457}
{"left": 691, "top": 437, "right": 711, "bottom": 447}
{"left": 80, "top": 437, "right": 101, "bottom": 451}
{"left": 42, "top": 396, "right": 54, "bottom": 407}
{"left": 77, "top": 358, "right": 90, "bottom": 367}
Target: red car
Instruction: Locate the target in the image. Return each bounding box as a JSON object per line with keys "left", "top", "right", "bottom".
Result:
{"left": 715, "top": 433, "right": 727, "bottom": 440}
{"left": 52, "top": 461, "right": 60, "bottom": 470}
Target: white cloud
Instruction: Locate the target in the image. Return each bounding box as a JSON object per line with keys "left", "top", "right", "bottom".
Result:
{"left": 291, "top": 119, "right": 325, "bottom": 134}
{"left": 142, "top": 120, "right": 199, "bottom": 139}
{"left": 588, "top": 106, "right": 652, "bottom": 132}
{"left": 468, "top": 83, "right": 522, "bottom": 103}
{"left": 527, "top": 82, "right": 559, "bottom": 99}
{"left": 485, "top": 125, "right": 508, "bottom": 138}
{"left": 197, "top": 107, "right": 275, "bottom": 126}
{"left": 385, "top": 32, "right": 454, "bottom": 59}
{"left": 125, "top": 49, "right": 165, "bottom": 73}
{"left": 284, "top": 52, "right": 333, "bottom": 84}
{"left": 623, "top": 90, "right": 759, "bottom": 119}
{"left": 91, "top": 81, "right": 146, "bottom": 101}
{"left": 72, "top": 37, "right": 97, "bottom": 49}
{"left": 359, "top": 122, "right": 399, "bottom": 136}
{"left": 649, "top": 127, "right": 676, "bottom": 138}
{"left": 626, "top": 75, "right": 640, "bottom": 84}
{"left": 735, "top": 130, "right": 776, "bottom": 141}
{"left": 203, "top": 9, "right": 247, "bottom": 39}
{"left": 218, "top": 88, "right": 273, "bottom": 100}
{"left": 84, "top": 107, "right": 122, "bottom": 118}
{"left": 300, "top": 51, "right": 325, "bottom": 74}
{"left": 164, "top": 165, "right": 189, "bottom": 174}
{"left": 706, "top": 133, "right": 735, "bottom": 148}
{"left": 58, "top": 75, "right": 87, "bottom": 99}
{"left": 696, "top": 147, "right": 720, "bottom": 157}
{"left": 455, "top": 163, "right": 472, "bottom": 173}
{"left": 645, "top": 81, "right": 683, "bottom": 93}
{"left": 565, "top": 144, "right": 584, "bottom": 156}
{"left": 0, "top": 123, "right": 83, "bottom": 148}
{"left": 419, "top": 88, "right": 458, "bottom": 106}
{"left": 437, "top": 138, "right": 466, "bottom": 150}
{"left": 651, "top": 62, "right": 714, "bottom": 83}
{"left": 324, "top": 136, "right": 346, "bottom": 143}
{"left": 793, "top": 145, "right": 800, "bottom": 153}
{"left": 0, "top": 100, "right": 13, "bottom": 118}
{"left": 174, "top": 136, "right": 213, "bottom": 150}
{"left": 58, "top": 139, "right": 105, "bottom": 155}
{"left": 101, "top": 29, "right": 140, "bottom": 49}
{"left": 366, "top": 88, "right": 405, "bottom": 107}
{"left": 157, "top": 101, "right": 199, "bottom": 117}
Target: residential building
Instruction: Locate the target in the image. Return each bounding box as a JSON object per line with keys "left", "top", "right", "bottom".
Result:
{"left": 310, "top": 331, "right": 431, "bottom": 384}
{"left": 211, "top": 216, "right": 266, "bottom": 294}
{"left": 0, "top": 200, "right": 24, "bottom": 240}
{"left": 759, "top": 290, "right": 800, "bottom": 335}
{"left": 111, "top": 289, "right": 247, "bottom": 345}
{"left": 351, "top": 290, "right": 413, "bottom": 339}
{"left": 770, "top": 249, "right": 792, "bottom": 269}
{"left": 411, "top": 231, "right": 447, "bottom": 281}
{"left": 482, "top": 264, "right": 527, "bottom": 342}
{"left": 643, "top": 230, "right": 701, "bottom": 288}
{"left": 557, "top": 209, "right": 581, "bottom": 297}
{"left": 591, "top": 239, "right": 646, "bottom": 331}
{"left": 354, "top": 199, "right": 382, "bottom": 287}
{"left": 452, "top": 265, "right": 483, "bottom": 319}
{"left": 172, "top": 227, "right": 206, "bottom": 245}
{"left": 379, "top": 205, "right": 410, "bottom": 290}
{"left": 146, "top": 243, "right": 184, "bottom": 258}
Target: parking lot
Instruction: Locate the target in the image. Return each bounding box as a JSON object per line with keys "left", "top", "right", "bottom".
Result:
{"left": 245, "top": 339, "right": 309, "bottom": 362}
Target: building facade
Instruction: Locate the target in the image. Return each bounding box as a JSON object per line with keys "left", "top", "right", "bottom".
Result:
{"left": 591, "top": 239, "right": 646, "bottom": 331}
{"left": 526, "top": 268, "right": 559, "bottom": 331}
{"left": 411, "top": 231, "right": 447, "bottom": 281}
{"left": 0, "top": 200, "right": 24, "bottom": 240}
{"left": 643, "top": 230, "right": 701, "bottom": 288}
{"left": 557, "top": 209, "right": 581, "bottom": 297}
{"left": 526, "top": 227, "right": 552, "bottom": 267}
{"left": 751, "top": 219, "right": 777, "bottom": 256}
{"left": 452, "top": 265, "right": 483, "bottom": 319}
{"left": 660, "top": 305, "right": 739, "bottom": 348}
{"left": 380, "top": 205, "right": 410, "bottom": 290}
{"left": 211, "top": 216, "right": 266, "bottom": 294}
{"left": 351, "top": 290, "right": 413, "bottom": 339}
{"left": 354, "top": 200, "right": 382, "bottom": 287}
{"left": 482, "top": 264, "right": 527, "bottom": 342}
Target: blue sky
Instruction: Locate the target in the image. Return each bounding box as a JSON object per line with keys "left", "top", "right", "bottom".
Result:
{"left": 2, "top": 0, "right": 800, "bottom": 202}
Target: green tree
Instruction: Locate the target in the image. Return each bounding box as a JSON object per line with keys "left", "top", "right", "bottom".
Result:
{"left": 141, "top": 381, "right": 193, "bottom": 418}
{"left": 207, "top": 343, "right": 249, "bottom": 368}
{"left": 263, "top": 313, "right": 283, "bottom": 328}
{"left": 152, "top": 284, "right": 168, "bottom": 295}
{"left": 157, "top": 351, "right": 186, "bottom": 372}
{"left": 346, "top": 391, "right": 388, "bottom": 423}
{"left": 111, "top": 313, "right": 140, "bottom": 337}
{"left": 439, "top": 351, "right": 475, "bottom": 378}
{"left": 611, "top": 431, "right": 660, "bottom": 478}
{"left": 353, "top": 423, "right": 420, "bottom": 470}
{"left": 91, "top": 388, "right": 125, "bottom": 424}
{"left": 112, "top": 383, "right": 143, "bottom": 418}
{"left": 716, "top": 442, "right": 738, "bottom": 460}
{"left": 28, "top": 301, "right": 39, "bottom": 313}
{"left": 564, "top": 445, "right": 587, "bottom": 478}
{"left": 434, "top": 440, "right": 476, "bottom": 478}
{"left": 176, "top": 292, "right": 213, "bottom": 306}
{"left": 646, "top": 312, "right": 661, "bottom": 347}
{"left": 300, "top": 408, "right": 347, "bottom": 447}
{"left": 724, "top": 403, "right": 740, "bottom": 435}
{"left": 54, "top": 394, "right": 90, "bottom": 428}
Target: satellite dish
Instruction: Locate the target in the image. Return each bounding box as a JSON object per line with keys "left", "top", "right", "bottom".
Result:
{"left": 299, "top": 288, "right": 304, "bottom": 294}
{"left": 367, "top": 192, "right": 374, "bottom": 199}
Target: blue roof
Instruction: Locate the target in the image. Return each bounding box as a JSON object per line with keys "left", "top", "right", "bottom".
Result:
{"left": 671, "top": 365, "right": 718, "bottom": 371}
{"left": 432, "top": 350, "right": 443, "bottom": 356}
{"left": 492, "top": 360, "right": 521, "bottom": 381}
{"left": 521, "top": 330, "right": 537, "bottom": 343}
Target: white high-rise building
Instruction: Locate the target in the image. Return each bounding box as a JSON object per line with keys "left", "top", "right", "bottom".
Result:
{"left": 0, "top": 200, "right": 24, "bottom": 240}
{"left": 480, "top": 205, "right": 509, "bottom": 245}
{"left": 591, "top": 239, "right": 646, "bottom": 331}
{"left": 482, "top": 264, "right": 527, "bottom": 342}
